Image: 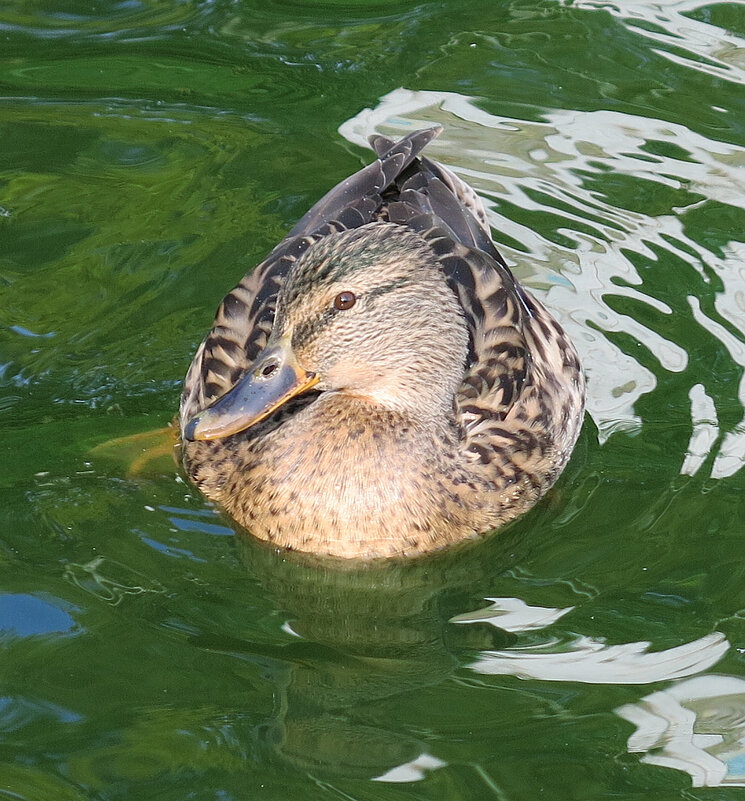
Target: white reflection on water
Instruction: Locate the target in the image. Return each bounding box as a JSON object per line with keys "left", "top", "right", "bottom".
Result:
{"left": 450, "top": 596, "right": 574, "bottom": 632}
{"left": 688, "top": 296, "right": 745, "bottom": 478}
{"left": 617, "top": 674, "right": 745, "bottom": 787}
{"left": 453, "top": 599, "right": 728, "bottom": 684}
{"left": 340, "top": 87, "right": 745, "bottom": 475}
{"left": 468, "top": 630, "right": 727, "bottom": 685}
{"left": 453, "top": 597, "right": 736, "bottom": 785}
{"left": 564, "top": 0, "right": 745, "bottom": 86}
{"left": 372, "top": 753, "right": 447, "bottom": 783}
{"left": 681, "top": 383, "right": 719, "bottom": 477}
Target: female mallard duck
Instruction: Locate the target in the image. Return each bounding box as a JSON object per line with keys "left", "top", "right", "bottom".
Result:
{"left": 179, "top": 127, "right": 585, "bottom": 559}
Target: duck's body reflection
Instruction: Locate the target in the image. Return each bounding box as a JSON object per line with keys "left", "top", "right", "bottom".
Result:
{"left": 193, "top": 533, "right": 521, "bottom": 780}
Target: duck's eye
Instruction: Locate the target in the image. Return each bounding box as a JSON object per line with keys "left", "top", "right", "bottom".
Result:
{"left": 333, "top": 291, "right": 356, "bottom": 311}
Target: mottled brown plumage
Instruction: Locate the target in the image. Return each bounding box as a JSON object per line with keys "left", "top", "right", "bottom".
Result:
{"left": 180, "top": 127, "right": 585, "bottom": 559}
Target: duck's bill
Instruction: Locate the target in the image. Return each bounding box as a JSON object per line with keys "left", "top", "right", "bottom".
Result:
{"left": 183, "top": 339, "right": 319, "bottom": 441}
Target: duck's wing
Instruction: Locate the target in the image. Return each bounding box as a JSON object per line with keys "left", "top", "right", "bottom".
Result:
{"left": 451, "top": 254, "right": 583, "bottom": 488}
{"left": 180, "top": 127, "right": 447, "bottom": 426}
{"left": 424, "top": 231, "right": 536, "bottom": 447}
{"left": 419, "top": 216, "right": 582, "bottom": 486}
{"left": 441, "top": 240, "right": 536, "bottom": 447}
{"left": 368, "top": 138, "right": 583, "bottom": 477}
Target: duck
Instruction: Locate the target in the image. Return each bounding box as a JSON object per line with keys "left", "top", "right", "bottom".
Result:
{"left": 179, "top": 127, "right": 585, "bottom": 560}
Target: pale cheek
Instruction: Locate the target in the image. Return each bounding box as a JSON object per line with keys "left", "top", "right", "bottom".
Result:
{"left": 326, "top": 361, "right": 381, "bottom": 391}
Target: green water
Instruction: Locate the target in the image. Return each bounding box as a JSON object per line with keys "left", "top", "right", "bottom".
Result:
{"left": 2, "top": 1, "right": 745, "bottom": 798}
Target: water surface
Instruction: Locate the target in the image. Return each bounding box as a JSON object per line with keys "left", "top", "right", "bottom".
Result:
{"left": 2, "top": 1, "right": 745, "bottom": 799}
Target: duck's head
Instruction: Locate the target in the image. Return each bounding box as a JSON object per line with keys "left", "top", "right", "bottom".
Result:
{"left": 184, "top": 223, "right": 469, "bottom": 441}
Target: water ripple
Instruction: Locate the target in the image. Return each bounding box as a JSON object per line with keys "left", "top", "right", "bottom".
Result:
{"left": 0, "top": 1, "right": 204, "bottom": 40}
{"left": 563, "top": 0, "right": 745, "bottom": 87}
